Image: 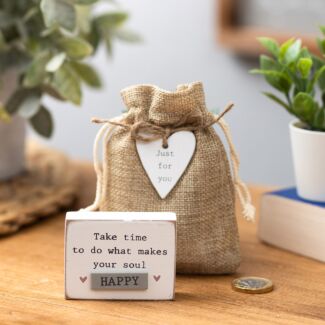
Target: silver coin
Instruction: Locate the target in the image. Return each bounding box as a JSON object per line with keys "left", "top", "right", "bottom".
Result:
{"left": 232, "top": 276, "right": 273, "bottom": 294}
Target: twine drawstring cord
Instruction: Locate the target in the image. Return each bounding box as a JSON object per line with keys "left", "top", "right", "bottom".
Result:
{"left": 91, "top": 103, "right": 233, "bottom": 149}
{"left": 86, "top": 104, "right": 255, "bottom": 221}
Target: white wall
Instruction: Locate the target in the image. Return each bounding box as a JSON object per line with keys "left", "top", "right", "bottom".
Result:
{"left": 42, "top": 0, "right": 295, "bottom": 186}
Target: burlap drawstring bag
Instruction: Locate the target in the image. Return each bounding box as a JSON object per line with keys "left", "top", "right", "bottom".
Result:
{"left": 86, "top": 82, "right": 255, "bottom": 274}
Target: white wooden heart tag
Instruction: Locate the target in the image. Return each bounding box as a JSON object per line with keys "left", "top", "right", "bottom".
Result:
{"left": 136, "top": 131, "right": 196, "bottom": 199}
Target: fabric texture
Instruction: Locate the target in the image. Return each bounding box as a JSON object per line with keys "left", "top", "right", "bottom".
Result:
{"left": 99, "top": 82, "right": 240, "bottom": 274}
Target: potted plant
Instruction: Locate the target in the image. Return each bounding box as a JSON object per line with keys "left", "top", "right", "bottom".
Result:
{"left": 251, "top": 27, "right": 325, "bottom": 201}
{"left": 0, "top": 0, "right": 138, "bottom": 180}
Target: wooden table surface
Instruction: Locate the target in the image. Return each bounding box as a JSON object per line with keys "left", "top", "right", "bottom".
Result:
{"left": 0, "top": 163, "right": 324, "bottom": 325}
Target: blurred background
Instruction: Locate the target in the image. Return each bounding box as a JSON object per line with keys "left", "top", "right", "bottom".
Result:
{"left": 32, "top": 0, "right": 325, "bottom": 186}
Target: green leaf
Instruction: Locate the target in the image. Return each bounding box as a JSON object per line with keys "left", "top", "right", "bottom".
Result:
{"left": 40, "top": 0, "right": 76, "bottom": 32}
{"left": 307, "top": 65, "right": 325, "bottom": 92}
{"left": 317, "top": 38, "right": 325, "bottom": 55}
{"left": 259, "top": 55, "right": 281, "bottom": 71}
{"left": 29, "top": 105, "right": 53, "bottom": 138}
{"left": 94, "top": 12, "right": 129, "bottom": 30}
{"left": 88, "top": 20, "right": 101, "bottom": 51}
{"left": 284, "top": 39, "right": 301, "bottom": 64}
{"left": 50, "top": 63, "right": 81, "bottom": 105}
{"left": 312, "top": 54, "right": 325, "bottom": 70}
{"left": 93, "top": 12, "right": 129, "bottom": 55}
{"left": 258, "top": 55, "right": 296, "bottom": 90}
{"left": 297, "top": 58, "right": 313, "bottom": 78}
{"left": 250, "top": 69, "right": 291, "bottom": 93}
{"left": 70, "top": 61, "right": 101, "bottom": 88}
{"left": 42, "top": 84, "right": 66, "bottom": 101}
{"left": 279, "top": 38, "right": 295, "bottom": 61}
{"left": 23, "top": 52, "right": 51, "bottom": 88}
{"left": 18, "top": 93, "right": 41, "bottom": 118}
{"left": 293, "top": 92, "right": 315, "bottom": 123}
{"left": 319, "top": 73, "right": 325, "bottom": 91}
{"left": 311, "top": 55, "right": 325, "bottom": 91}
{"left": 263, "top": 92, "right": 291, "bottom": 113}
{"left": 58, "top": 36, "right": 93, "bottom": 60}
{"left": 46, "top": 53, "right": 66, "bottom": 72}
{"left": 76, "top": 5, "right": 92, "bottom": 34}
{"left": 313, "top": 108, "right": 325, "bottom": 130}
{"left": 114, "top": 28, "right": 142, "bottom": 42}
{"left": 257, "top": 37, "right": 279, "bottom": 57}
{"left": 5, "top": 88, "right": 41, "bottom": 115}
{"left": 298, "top": 47, "right": 311, "bottom": 60}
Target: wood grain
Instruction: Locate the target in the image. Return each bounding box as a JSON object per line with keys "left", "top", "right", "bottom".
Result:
{"left": 0, "top": 163, "right": 324, "bottom": 325}
{"left": 217, "top": 0, "right": 321, "bottom": 56}
{"left": 0, "top": 142, "right": 79, "bottom": 235}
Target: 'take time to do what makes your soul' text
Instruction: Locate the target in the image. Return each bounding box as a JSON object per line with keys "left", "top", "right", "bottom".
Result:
{"left": 72, "top": 232, "right": 169, "bottom": 270}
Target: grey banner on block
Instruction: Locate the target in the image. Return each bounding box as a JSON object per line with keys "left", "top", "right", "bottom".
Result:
{"left": 91, "top": 273, "right": 148, "bottom": 290}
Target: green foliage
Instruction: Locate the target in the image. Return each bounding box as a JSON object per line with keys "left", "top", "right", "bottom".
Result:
{"left": 0, "top": 0, "right": 139, "bottom": 137}
{"left": 70, "top": 61, "right": 101, "bottom": 87}
{"left": 57, "top": 36, "right": 93, "bottom": 60}
{"left": 30, "top": 105, "right": 53, "bottom": 137}
{"left": 41, "top": 0, "right": 76, "bottom": 32}
{"left": 251, "top": 27, "right": 325, "bottom": 131}
{"left": 50, "top": 62, "right": 82, "bottom": 105}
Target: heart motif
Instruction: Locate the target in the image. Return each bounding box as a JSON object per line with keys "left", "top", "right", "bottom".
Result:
{"left": 79, "top": 276, "right": 87, "bottom": 283}
{"left": 153, "top": 275, "right": 161, "bottom": 282}
{"left": 136, "top": 131, "right": 196, "bottom": 199}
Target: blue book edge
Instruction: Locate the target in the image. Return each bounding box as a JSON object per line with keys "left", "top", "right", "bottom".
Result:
{"left": 267, "top": 187, "right": 325, "bottom": 209}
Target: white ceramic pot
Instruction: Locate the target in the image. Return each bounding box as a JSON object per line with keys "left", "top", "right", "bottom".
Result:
{"left": 0, "top": 70, "right": 26, "bottom": 181}
{"left": 290, "top": 120, "right": 325, "bottom": 201}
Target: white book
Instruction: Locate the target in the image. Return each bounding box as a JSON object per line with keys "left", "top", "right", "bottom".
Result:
{"left": 258, "top": 188, "right": 325, "bottom": 262}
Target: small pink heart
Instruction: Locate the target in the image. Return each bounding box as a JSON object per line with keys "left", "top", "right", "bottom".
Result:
{"left": 80, "top": 276, "right": 87, "bottom": 283}
{"left": 153, "top": 275, "right": 161, "bottom": 282}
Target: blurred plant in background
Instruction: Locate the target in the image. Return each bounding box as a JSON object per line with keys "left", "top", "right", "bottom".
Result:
{"left": 0, "top": 0, "right": 139, "bottom": 137}
{"left": 251, "top": 27, "right": 325, "bottom": 131}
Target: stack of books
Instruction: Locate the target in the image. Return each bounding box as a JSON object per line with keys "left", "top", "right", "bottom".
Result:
{"left": 258, "top": 188, "right": 325, "bottom": 262}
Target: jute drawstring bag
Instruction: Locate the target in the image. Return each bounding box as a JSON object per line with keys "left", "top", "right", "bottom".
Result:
{"left": 86, "top": 82, "right": 255, "bottom": 274}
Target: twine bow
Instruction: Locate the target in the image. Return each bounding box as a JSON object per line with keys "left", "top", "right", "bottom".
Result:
{"left": 92, "top": 103, "right": 234, "bottom": 148}
{"left": 87, "top": 102, "right": 255, "bottom": 221}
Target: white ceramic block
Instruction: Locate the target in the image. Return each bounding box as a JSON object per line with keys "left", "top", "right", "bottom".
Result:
{"left": 65, "top": 212, "right": 176, "bottom": 300}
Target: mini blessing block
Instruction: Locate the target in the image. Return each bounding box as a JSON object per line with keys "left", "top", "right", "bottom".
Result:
{"left": 65, "top": 212, "right": 176, "bottom": 300}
